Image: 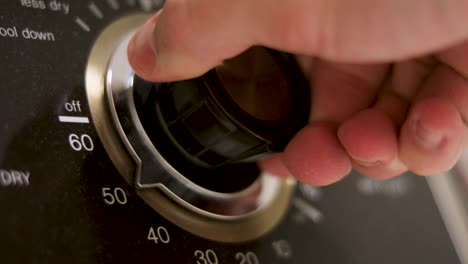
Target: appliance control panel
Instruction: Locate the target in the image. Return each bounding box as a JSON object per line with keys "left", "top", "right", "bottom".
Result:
{"left": 0, "top": 1, "right": 467, "bottom": 263}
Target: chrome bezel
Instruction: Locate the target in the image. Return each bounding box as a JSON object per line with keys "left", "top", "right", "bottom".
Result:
{"left": 85, "top": 14, "right": 294, "bottom": 242}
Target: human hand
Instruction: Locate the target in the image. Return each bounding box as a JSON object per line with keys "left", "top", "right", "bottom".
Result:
{"left": 127, "top": 0, "right": 468, "bottom": 186}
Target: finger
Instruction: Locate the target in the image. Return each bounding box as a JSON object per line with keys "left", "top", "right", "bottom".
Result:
{"left": 310, "top": 61, "right": 392, "bottom": 179}
{"left": 278, "top": 62, "right": 387, "bottom": 184}
{"left": 127, "top": 14, "right": 160, "bottom": 79}
{"left": 399, "top": 42, "right": 468, "bottom": 175}
{"left": 377, "top": 57, "right": 438, "bottom": 123}
{"left": 338, "top": 109, "right": 406, "bottom": 179}
{"left": 283, "top": 123, "right": 351, "bottom": 186}
{"left": 400, "top": 97, "right": 465, "bottom": 175}
{"left": 430, "top": 40, "right": 468, "bottom": 124}
{"left": 311, "top": 61, "right": 388, "bottom": 123}
{"left": 262, "top": 61, "right": 387, "bottom": 182}
{"left": 400, "top": 68, "right": 468, "bottom": 175}
{"left": 339, "top": 57, "right": 437, "bottom": 179}
{"left": 128, "top": 0, "right": 468, "bottom": 81}
{"left": 128, "top": 0, "right": 253, "bottom": 81}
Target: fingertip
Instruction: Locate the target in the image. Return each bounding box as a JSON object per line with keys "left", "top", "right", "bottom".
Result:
{"left": 338, "top": 109, "right": 406, "bottom": 179}
{"left": 283, "top": 123, "right": 352, "bottom": 186}
{"left": 400, "top": 98, "right": 465, "bottom": 175}
{"left": 128, "top": 1, "right": 258, "bottom": 82}
{"left": 128, "top": 17, "right": 157, "bottom": 80}
{"left": 338, "top": 109, "right": 398, "bottom": 164}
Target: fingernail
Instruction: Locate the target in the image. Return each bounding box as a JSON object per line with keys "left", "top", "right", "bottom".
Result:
{"left": 128, "top": 19, "right": 156, "bottom": 76}
{"left": 354, "top": 158, "right": 383, "bottom": 167}
{"left": 414, "top": 119, "right": 445, "bottom": 149}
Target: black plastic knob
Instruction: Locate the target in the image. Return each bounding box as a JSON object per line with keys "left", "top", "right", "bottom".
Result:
{"left": 137, "top": 46, "right": 310, "bottom": 169}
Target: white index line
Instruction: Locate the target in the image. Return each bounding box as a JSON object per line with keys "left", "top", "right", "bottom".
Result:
{"left": 88, "top": 2, "right": 104, "bottom": 19}
{"left": 59, "top": 116, "right": 90, "bottom": 124}
{"left": 75, "top": 17, "right": 90, "bottom": 32}
{"left": 107, "top": 0, "right": 120, "bottom": 10}
{"left": 292, "top": 197, "right": 325, "bottom": 223}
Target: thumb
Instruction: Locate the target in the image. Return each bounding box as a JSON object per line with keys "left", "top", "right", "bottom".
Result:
{"left": 128, "top": 0, "right": 255, "bottom": 82}
{"left": 128, "top": 0, "right": 468, "bottom": 82}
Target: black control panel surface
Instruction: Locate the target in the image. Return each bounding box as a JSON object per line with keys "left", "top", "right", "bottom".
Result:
{"left": 0, "top": 1, "right": 463, "bottom": 263}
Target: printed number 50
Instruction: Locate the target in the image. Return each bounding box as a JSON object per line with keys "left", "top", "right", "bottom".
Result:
{"left": 102, "top": 187, "right": 127, "bottom": 205}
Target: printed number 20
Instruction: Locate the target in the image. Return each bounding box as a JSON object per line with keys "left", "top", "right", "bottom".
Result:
{"left": 236, "top": 252, "right": 259, "bottom": 264}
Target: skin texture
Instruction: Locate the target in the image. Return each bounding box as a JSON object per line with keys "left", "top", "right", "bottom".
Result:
{"left": 128, "top": 0, "right": 468, "bottom": 186}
